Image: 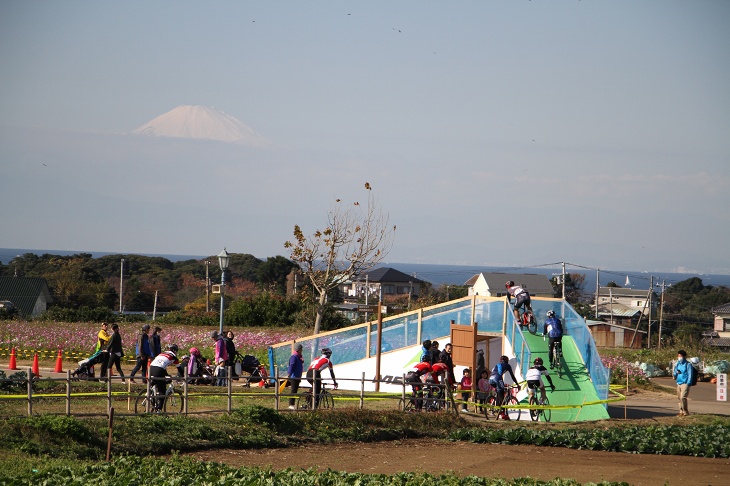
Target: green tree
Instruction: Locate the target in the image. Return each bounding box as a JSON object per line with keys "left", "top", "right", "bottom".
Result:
{"left": 256, "top": 256, "right": 298, "bottom": 295}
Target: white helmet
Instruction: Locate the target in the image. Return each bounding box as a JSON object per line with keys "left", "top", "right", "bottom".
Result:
{"left": 546, "top": 310, "right": 555, "bottom": 318}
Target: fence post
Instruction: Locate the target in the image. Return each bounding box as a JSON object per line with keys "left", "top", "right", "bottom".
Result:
{"left": 27, "top": 366, "right": 33, "bottom": 416}
{"left": 146, "top": 377, "right": 152, "bottom": 413}
{"left": 360, "top": 372, "right": 365, "bottom": 410}
{"left": 227, "top": 366, "right": 232, "bottom": 413}
{"left": 66, "top": 370, "right": 71, "bottom": 416}
{"left": 106, "top": 407, "right": 114, "bottom": 461}
{"left": 183, "top": 367, "right": 189, "bottom": 415}
{"left": 107, "top": 372, "right": 113, "bottom": 411}
{"left": 274, "top": 368, "right": 279, "bottom": 410}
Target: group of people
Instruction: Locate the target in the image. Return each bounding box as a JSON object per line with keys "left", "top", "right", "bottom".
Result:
{"left": 286, "top": 344, "right": 338, "bottom": 409}
{"left": 93, "top": 322, "right": 182, "bottom": 408}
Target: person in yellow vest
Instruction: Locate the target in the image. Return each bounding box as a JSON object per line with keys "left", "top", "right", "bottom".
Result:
{"left": 96, "top": 322, "right": 111, "bottom": 378}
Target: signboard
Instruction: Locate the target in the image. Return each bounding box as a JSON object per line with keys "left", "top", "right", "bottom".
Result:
{"left": 357, "top": 305, "right": 378, "bottom": 313}
{"left": 718, "top": 373, "right": 727, "bottom": 402}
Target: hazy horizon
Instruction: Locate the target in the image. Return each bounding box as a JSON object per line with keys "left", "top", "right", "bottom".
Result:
{"left": 2, "top": 2, "right": 728, "bottom": 274}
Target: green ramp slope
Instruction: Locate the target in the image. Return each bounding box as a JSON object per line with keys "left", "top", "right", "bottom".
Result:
{"left": 521, "top": 332, "right": 609, "bottom": 421}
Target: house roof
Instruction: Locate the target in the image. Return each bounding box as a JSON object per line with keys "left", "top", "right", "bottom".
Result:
{"left": 597, "top": 287, "right": 656, "bottom": 298}
{"left": 0, "top": 276, "right": 53, "bottom": 316}
{"left": 594, "top": 302, "right": 642, "bottom": 318}
{"left": 465, "top": 272, "right": 554, "bottom": 296}
{"left": 712, "top": 302, "right": 730, "bottom": 314}
{"left": 363, "top": 267, "right": 425, "bottom": 284}
{"left": 702, "top": 336, "right": 730, "bottom": 347}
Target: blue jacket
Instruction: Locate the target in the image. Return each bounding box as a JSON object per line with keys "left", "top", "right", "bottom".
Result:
{"left": 135, "top": 332, "right": 151, "bottom": 358}
{"left": 288, "top": 352, "right": 304, "bottom": 379}
{"left": 674, "top": 359, "right": 693, "bottom": 386}
{"left": 543, "top": 317, "right": 563, "bottom": 338}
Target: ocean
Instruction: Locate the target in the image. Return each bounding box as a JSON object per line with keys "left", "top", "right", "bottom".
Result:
{"left": 2, "top": 248, "right": 729, "bottom": 291}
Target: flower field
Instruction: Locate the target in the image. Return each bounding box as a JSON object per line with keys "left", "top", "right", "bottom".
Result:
{"left": 0, "top": 320, "right": 302, "bottom": 361}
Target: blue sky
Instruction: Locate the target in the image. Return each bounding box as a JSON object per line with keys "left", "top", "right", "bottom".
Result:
{"left": 1, "top": 1, "right": 729, "bottom": 273}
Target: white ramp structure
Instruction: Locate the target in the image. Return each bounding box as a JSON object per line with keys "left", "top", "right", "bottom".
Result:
{"left": 269, "top": 296, "right": 610, "bottom": 405}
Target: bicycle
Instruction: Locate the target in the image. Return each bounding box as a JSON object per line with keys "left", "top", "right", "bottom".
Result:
{"left": 398, "top": 384, "right": 427, "bottom": 412}
{"left": 134, "top": 377, "right": 184, "bottom": 414}
{"left": 516, "top": 307, "right": 537, "bottom": 335}
{"left": 550, "top": 340, "right": 564, "bottom": 378}
{"left": 297, "top": 382, "right": 335, "bottom": 410}
{"left": 484, "top": 384, "right": 521, "bottom": 420}
{"left": 527, "top": 383, "right": 551, "bottom": 422}
{"left": 422, "top": 383, "right": 452, "bottom": 412}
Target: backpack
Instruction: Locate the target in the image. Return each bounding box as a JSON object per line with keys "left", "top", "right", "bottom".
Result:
{"left": 689, "top": 364, "right": 698, "bottom": 386}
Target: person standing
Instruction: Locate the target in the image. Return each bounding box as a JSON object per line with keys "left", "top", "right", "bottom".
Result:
{"left": 287, "top": 343, "right": 304, "bottom": 410}
{"left": 439, "top": 343, "right": 456, "bottom": 387}
{"left": 458, "top": 368, "right": 473, "bottom": 411}
{"left": 129, "top": 324, "right": 151, "bottom": 383}
{"left": 150, "top": 326, "right": 162, "bottom": 358}
{"left": 428, "top": 341, "right": 440, "bottom": 367}
{"left": 673, "top": 349, "right": 695, "bottom": 416}
{"left": 306, "top": 348, "right": 338, "bottom": 409}
{"left": 105, "top": 323, "right": 125, "bottom": 382}
{"left": 211, "top": 331, "right": 229, "bottom": 386}
{"left": 96, "top": 322, "right": 111, "bottom": 378}
{"left": 225, "top": 331, "right": 237, "bottom": 377}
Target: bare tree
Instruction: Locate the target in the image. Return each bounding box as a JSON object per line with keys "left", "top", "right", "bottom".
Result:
{"left": 285, "top": 182, "right": 395, "bottom": 334}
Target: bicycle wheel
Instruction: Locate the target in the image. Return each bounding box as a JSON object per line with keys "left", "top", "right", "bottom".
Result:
{"left": 134, "top": 390, "right": 150, "bottom": 414}
{"left": 296, "top": 393, "right": 312, "bottom": 410}
{"left": 526, "top": 313, "right": 537, "bottom": 335}
{"left": 399, "top": 397, "right": 417, "bottom": 412}
{"left": 528, "top": 395, "right": 539, "bottom": 421}
{"left": 319, "top": 391, "right": 334, "bottom": 410}
{"left": 504, "top": 395, "right": 522, "bottom": 421}
{"left": 485, "top": 395, "right": 499, "bottom": 418}
{"left": 541, "top": 396, "right": 551, "bottom": 422}
{"left": 163, "top": 391, "right": 184, "bottom": 414}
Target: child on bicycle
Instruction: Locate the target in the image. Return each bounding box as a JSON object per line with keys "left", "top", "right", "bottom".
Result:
{"left": 306, "top": 347, "right": 338, "bottom": 409}
{"left": 458, "top": 368, "right": 472, "bottom": 411}
{"left": 489, "top": 355, "right": 519, "bottom": 420}
{"left": 506, "top": 280, "right": 532, "bottom": 322}
{"left": 525, "top": 357, "right": 554, "bottom": 403}
{"left": 405, "top": 356, "right": 431, "bottom": 410}
{"left": 542, "top": 310, "right": 563, "bottom": 368}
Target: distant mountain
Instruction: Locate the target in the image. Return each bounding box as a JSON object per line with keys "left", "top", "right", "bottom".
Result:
{"left": 132, "top": 105, "right": 269, "bottom": 146}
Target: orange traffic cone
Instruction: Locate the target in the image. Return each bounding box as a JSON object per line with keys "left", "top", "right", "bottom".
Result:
{"left": 8, "top": 347, "right": 17, "bottom": 370}
{"left": 32, "top": 353, "right": 40, "bottom": 377}
{"left": 54, "top": 349, "right": 64, "bottom": 373}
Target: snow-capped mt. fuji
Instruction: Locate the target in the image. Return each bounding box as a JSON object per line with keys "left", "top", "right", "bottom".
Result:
{"left": 132, "top": 105, "right": 269, "bottom": 146}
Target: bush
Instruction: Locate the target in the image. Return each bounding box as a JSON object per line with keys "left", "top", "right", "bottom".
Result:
{"left": 37, "top": 306, "right": 116, "bottom": 323}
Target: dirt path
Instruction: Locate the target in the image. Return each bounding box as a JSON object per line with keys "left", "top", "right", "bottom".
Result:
{"left": 189, "top": 439, "right": 730, "bottom": 486}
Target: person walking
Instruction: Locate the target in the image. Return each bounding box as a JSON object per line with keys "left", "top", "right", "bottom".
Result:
{"left": 105, "top": 323, "right": 126, "bottom": 383}
{"left": 96, "top": 322, "right": 111, "bottom": 378}
{"left": 673, "top": 349, "right": 695, "bottom": 416}
{"left": 129, "top": 324, "right": 152, "bottom": 383}
{"left": 287, "top": 343, "right": 304, "bottom": 410}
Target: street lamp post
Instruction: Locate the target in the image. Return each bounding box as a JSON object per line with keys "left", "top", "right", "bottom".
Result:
{"left": 217, "top": 248, "right": 231, "bottom": 335}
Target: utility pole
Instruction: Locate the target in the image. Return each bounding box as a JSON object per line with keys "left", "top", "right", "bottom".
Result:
{"left": 119, "top": 259, "right": 125, "bottom": 314}
{"left": 648, "top": 276, "right": 654, "bottom": 348}
{"left": 364, "top": 274, "right": 370, "bottom": 322}
{"left": 561, "top": 262, "right": 566, "bottom": 300}
{"left": 595, "top": 269, "right": 600, "bottom": 319}
{"left": 205, "top": 260, "right": 210, "bottom": 313}
{"left": 609, "top": 288, "right": 613, "bottom": 326}
{"left": 152, "top": 290, "right": 158, "bottom": 320}
{"left": 658, "top": 280, "right": 666, "bottom": 349}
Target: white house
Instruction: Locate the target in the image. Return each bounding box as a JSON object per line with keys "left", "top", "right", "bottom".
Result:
{"left": 465, "top": 272, "right": 554, "bottom": 298}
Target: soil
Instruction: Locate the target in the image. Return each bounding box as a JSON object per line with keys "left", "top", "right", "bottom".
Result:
{"left": 188, "top": 382, "right": 730, "bottom": 485}
{"left": 189, "top": 439, "right": 730, "bottom": 486}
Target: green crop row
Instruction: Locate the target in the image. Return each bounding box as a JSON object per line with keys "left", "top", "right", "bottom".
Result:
{"left": 449, "top": 422, "right": 730, "bottom": 458}
{"left": 0, "top": 455, "right": 626, "bottom": 486}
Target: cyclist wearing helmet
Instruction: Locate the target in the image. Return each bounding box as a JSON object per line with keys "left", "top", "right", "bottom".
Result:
{"left": 406, "top": 356, "right": 432, "bottom": 410}
{"left": 525, "top": 357, "right": 554, "bottom": 403}
{"left": 505, "top": 281, "right": 532, "bottom": 322}
{"left": 306, "top": 348, "right": 338, "bottom": 409}
{"left": 489, "top": 355, "right": 519, "bottom": 420}
{"left": 149, "top": 344, "right": 180, "bottom": 410}
{"left": 543, "top": 310, "right": 563, "bottom": 368}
